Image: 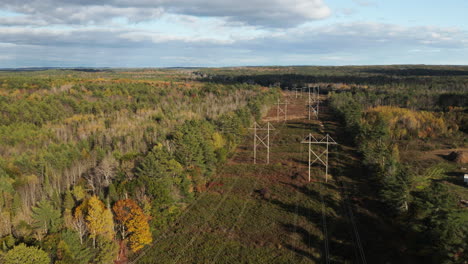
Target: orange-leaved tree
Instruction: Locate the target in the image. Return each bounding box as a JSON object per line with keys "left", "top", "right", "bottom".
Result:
{"left": 113, "top": 199, "right": 152, "bottom": 252}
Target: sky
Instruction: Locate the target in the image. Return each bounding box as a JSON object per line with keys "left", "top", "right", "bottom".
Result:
{"left": 0, "top": 0, "right": 467, "bottom": 67}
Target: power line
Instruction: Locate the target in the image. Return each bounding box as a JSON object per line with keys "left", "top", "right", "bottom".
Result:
{"left": 129, "top": 130, "right": 250, "bottom": 264}
{"left": 341, "top": 180, "right": 367, "bottom": 264}
{"left": 318, "top": 181, "right": 331, "bottom": 264}
{"left": 276, "top": 99, "right": 289, "bottom": 122}
{"left": 301, "top": 133, "right": 338, "bottom": 182}
{"left": 171, "top": 175, "right": 244, "bottom": 264}
{"left": 210, "top": 128, "right": 281, "bottom": 263}
{"left": 250, "top": 122, "right": 275, "bottom": 164}
{"left": 306, "top": 86, "right": 320, "bottom": 120}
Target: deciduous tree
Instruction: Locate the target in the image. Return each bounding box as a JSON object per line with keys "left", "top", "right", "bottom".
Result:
{"left": 83, "top": 196, "right": 115, "bottom": 247}
{"left": 113, "top": 199, "right": 152, "bottom": 252}
{"left": 3, "top": 243, "right": 50, "bottom": 264}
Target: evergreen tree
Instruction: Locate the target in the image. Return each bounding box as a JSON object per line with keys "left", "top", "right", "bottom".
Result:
{"left": 63, "top": 190, "right": 75, "bottom": 211}
{"left": 31, "top": 199, "right": 61, "bottom": 234}
{"left": 93, "top": 236, "right": 118, "bottom": 264}
{"left": 136, "top": 145, "right": 183, "bottom": 207}
{"left": 55, "top": 230, "right": 93, "bottom": 264}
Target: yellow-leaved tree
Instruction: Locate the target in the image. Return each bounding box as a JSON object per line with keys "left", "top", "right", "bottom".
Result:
{"left": 85, "top": 196, "right": 115, "bottom": 247}
{"left": 113, "top": 199, "right": 152, "bottom": 252}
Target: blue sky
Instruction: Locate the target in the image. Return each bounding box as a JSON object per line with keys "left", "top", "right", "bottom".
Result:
{"left": 0, "top": 0, "right": 467, "bottom": 67}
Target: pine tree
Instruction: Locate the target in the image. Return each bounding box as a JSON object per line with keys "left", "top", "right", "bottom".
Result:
{"left": 63, "top": 190, "right": 75, "bottom": 211}
{"left": 31, "top": 199, "right": 61, "bottom": 235}
{"left": 94, "top": 236, "right": 118, "bottom": 264}
{"left": 55, "top": 230, "right": 93, "bottom": 264}
{"left": 136, "top": 145, "right": 183, "bottom": 207}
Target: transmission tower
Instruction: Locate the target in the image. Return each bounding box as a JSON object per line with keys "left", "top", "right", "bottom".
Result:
{"left": 307, "top": 86, "right": 320, "bottom": 120}
{"left": 276, "top": 99, "right": 289, "bottom": 122}
{"left": 292, "top": 87, "right": 304, "bottom": 98}
{"left": 301, "top": 133, "right": 338, "bottom": 182}
{"left": 250, "top": 122, "right": 275, "bottom": 164}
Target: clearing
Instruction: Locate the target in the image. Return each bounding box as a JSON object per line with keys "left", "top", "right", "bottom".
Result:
{"left": 133, "top": 91, "right": 405, "bottom": 264}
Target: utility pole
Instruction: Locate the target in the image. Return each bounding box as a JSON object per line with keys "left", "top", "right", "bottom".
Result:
{"left": 301, "top": 133, "right": 338, "bottom": 182}
{"left": 292, "top": 85, "right": 302, "bottom": 99}
{"left": 276, "top": 99, "right": 289, "bottom": 122}
{"left": 307, "top": 86, "right": 320, "bottom": 120}
{"left": 294, "top": 87, "right": 305, "bottom": 98}
{"left": 250, "top": 122, "right": 275, "bottom": 164}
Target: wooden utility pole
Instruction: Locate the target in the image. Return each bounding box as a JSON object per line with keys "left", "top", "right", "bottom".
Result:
{"left": 301, "top": 133, "right": 338, "bottom": 182}
{"left": 276, "top": 99, "right": 289, "bottom": 122}
{"left": 250, "top": 122, "right": 275, "bottom": 164}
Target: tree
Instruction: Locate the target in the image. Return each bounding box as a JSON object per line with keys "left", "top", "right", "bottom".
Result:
{"left": 84, "top": 196, "right": 115, "bottom": 247}
{"left": 72, "top": 201, "right": 88, "bottom": 245}
{"left": 3, "top": 243, "right": 50, "bottom": 264}
{"left": 113, "top": 199, "right": 152, "bottom": 252}
{"left": 95, "top": 155, "right": 117, "bottom": 189}
{"left": 55, "top": 230, "right": 93, "bottom": 264}
{"left": 173, "top": 120, "right": 210, "bottom": 174}
{"left": 31, "top": 199, "right": 61, "bottom": 236}
{"left": 72, "top": 185, "right": 86, "bottom": 202}
{"left": 413, "top": 182, "right": 468, "bottom": 263}
{"left": 107, "top": 183, "right": 118, "bottom": 204}
{"left": 136, "top": 145, "right": 183, "bottom": 207}
{"left": 94, "top": 236, "right": 118, "bottom": 264}
{"left": 0, "top": 168, "right": 14, "bottom": 211}
{"left": 63, "top": 190, "right": 75, "bottom": 211}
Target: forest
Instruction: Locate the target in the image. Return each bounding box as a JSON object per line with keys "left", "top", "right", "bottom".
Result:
{"left": 0, "top": 69, "right": 277, "bottom": 263}
{"left": 0, "top": 66, "right": 466, "bottom": 264}
{"left": 329, "top": 91, "right": 467, "bottom": 263}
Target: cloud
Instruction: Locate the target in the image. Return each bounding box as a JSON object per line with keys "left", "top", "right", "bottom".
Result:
{"left": 231, "top": 23, "right": 468, "bottom": 57}
{"left": 0, "top": 0, "right": 331, "bottom": 28}
{"left": 0, "top": 22, "right": 467, "bottom": 67}
{"left": 0, "top": 22, "right": 466, "bottom": 50}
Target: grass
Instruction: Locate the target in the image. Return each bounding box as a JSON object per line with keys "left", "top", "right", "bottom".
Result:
{"left": 135, "top": 95, "right": 382, "bottom": 264}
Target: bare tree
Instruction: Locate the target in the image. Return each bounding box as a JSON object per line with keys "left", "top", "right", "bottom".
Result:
{"left": 95, "top": 155, "right": 117, "bottom": 188}
{"left": 72, "top": 214, "right": 88, "bottom": 245}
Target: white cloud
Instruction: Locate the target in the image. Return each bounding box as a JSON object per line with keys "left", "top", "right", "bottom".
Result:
{"left": 0, "top": 22, "right": 467, "bottom": 67}
{"left": 0, "top": 0, "right": 331, "bottom": 28}
{"left": 118, "top": 31, "right": 234, "bottom": 44}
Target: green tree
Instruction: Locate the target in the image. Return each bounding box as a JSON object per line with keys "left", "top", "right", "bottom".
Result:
{"left": 31, "top": 199, "right": 61, "bottom": 235}
{"left": 137, "top": 145, "right": 183, "bottom": 207}
{"left": 413, "top": 183, "right": 468, "bottom": 263}
{"left": 173, "top": 120, "right": 217, "bottom": 177}
{"left": 0, "top": 168, "right": 14, "bottom": 209}
{"left": 93, "top": 236, "right": 118, "bottom": 264}
{"left": 107, "top": 183, "right": 118, "bottom": 204}
{"left": 55, "top": 230, "right": 93, "bottom": 264}
{"left": 3, "top": 243, "right": 50, "bottom": 264}
{"left": 63, "top": 190, "right": 75, "bottom": 211}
